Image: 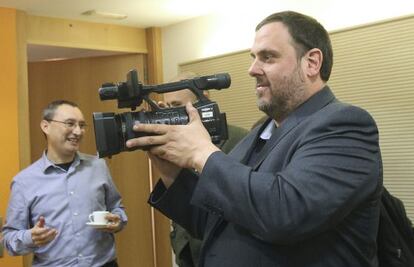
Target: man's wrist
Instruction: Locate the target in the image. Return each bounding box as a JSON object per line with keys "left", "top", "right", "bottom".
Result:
{"left": 23, "top": 229, "right": 35, "bottom": 247}
{"left": 193, "top": 145, "right": 220, "bottom": 173}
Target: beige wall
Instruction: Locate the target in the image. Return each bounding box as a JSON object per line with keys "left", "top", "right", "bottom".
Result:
{"left": 161, "top": 3, "right": 414, "bottom": 81}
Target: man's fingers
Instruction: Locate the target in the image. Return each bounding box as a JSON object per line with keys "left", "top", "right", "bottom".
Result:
{"left": 37, "top": 216, "right": 45, "bottom": 228}
{"left": 32, "top": 226, "right": 49, "bottom": 236}
{"left": 32, "top": 228, "right": 56, "bottom": 238}
{"left": 99, "top": 213, "right": 121, "bottom": 233}
{"left": 133, "top": 122, "right": 168, "bottom": 134}
{"left": 32, "top": 228, "right": 57, "bottom": 246}
{"left": 185, "top": 102, "right": 200, "bottom": 123}
{"left": 126, "top": 132, "right": 168, "bottom": 148}
{"left": 105, "top": 213, "right": 120, "bottom": 223}
{"left": 35, "top": 234, "right": 55, "bottom": 245}
{"left": 31, "top": 216, "right": 58, "bottom": 246}
{"left": 106, "top": 221, "right": 120, "bottom": 230}
{"left": 126, "top": 135, "right": 156, "bottom": 148}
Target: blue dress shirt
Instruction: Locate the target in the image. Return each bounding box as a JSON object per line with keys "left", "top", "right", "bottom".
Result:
{"left": 2, "top": 152, "right": 127, "bottom": 267}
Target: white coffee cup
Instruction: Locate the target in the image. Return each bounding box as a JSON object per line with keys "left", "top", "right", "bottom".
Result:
{"left": 88, "top": 211, "right": 109, "bottom": 224}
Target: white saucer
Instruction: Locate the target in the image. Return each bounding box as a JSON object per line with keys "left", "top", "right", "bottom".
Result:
{"left": 86, "top": 222, "right": 109, "bottom": 229}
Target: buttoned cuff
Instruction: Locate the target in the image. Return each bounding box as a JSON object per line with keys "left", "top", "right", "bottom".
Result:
{"left": 22, "top": 229, "right": 34, "bottom": 247}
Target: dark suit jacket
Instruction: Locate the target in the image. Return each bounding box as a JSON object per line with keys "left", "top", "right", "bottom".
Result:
{"left": 150, "top": 87, "right": 383, "bottom": 267}
{"left": 170, "top": 124, "right": 249, "bottom": 267}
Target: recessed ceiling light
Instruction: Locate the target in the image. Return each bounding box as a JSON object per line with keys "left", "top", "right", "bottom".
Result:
{"left": 43, "top": 57, "right": 68, "bottom": 62}
{"left": 81, "top": 10, "right": 128, "bottom": 20}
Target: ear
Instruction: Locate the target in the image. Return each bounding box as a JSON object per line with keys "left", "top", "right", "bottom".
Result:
{"left": 303, "top": 48, "right": 323, "bottom": 78}
{"left": 40, "top": 120, "right": 50, "bottom": 135}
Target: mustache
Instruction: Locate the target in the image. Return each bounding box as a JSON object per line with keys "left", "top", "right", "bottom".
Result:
{"left": 255, "top": 77, "right": 269, "bottom": 87}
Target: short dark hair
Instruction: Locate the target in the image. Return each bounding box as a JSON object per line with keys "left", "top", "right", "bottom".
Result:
{"left": 42, "top": 100, "right": 79, "bottom": 121}
{"left": 256, "top": 11, "right": 333, "bottom": 81}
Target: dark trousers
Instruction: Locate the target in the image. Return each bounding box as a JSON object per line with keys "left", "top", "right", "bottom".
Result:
{"left": 102, "top": 259, "right": 118, "bottom": 267}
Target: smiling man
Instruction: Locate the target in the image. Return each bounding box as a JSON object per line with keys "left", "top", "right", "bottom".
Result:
{"left": 2, "top": 100, "right": 127, "bottom": 267}
{"left": 127, "top": 11, "right": 383, "bottom": 267}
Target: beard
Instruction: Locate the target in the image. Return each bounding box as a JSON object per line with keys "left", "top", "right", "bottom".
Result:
{"left": 257, "top": 65, "right": 307, "bottom": 122}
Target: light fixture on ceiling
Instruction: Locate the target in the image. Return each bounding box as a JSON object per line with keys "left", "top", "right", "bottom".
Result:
{"left": 81, "top": 10, "right": 128, "bottom": 20}
{"left": 43, "top": 57, "right": 68, "bottom": 62}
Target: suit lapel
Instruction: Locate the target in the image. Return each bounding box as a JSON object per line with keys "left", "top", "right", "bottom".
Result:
{"left": 251, "top": 86, "right": 336, "bottom": 169}
{"left": 227, "top": 119, "right": 271, "bottom": 164}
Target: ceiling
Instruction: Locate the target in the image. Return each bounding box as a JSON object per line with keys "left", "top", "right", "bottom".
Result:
{"left": 1, "top": 0, "right": 223, "bottom": 61}
{"left": 2, "top": 1, "right": 413, "bottom": 62}
{"left": 0, "top": 0, "right": 218, "bottom": 27}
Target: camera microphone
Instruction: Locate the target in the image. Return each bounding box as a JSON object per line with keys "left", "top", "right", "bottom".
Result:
{"left": 149, "top": 73, "right": 231, "bottom": 94}
{"left": 193, "top": 73, "right": 231, "bottom": 90}
{"left": 99, "top": 83, "right": 119, "bottom": 100}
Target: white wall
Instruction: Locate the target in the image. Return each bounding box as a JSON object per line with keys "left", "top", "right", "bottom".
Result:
{"left": 161, "top": 0, "right": 414, "bottom": 80}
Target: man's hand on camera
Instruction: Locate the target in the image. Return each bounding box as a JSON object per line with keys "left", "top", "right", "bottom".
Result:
{"left": 126, "top": 102, "right": 220, "bottom": 173}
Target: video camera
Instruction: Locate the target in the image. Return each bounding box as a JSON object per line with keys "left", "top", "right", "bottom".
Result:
{"left": 93, "top": 69, "right": 230, "bottom": 158}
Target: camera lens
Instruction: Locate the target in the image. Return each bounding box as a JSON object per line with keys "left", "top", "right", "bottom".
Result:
{"left": 93, "top": 112, "right": 123, "bottom": 158}
{"left": 93, "top": 102, "right": 227, "bottom": 158}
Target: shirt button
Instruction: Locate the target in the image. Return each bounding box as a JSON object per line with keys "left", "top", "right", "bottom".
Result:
{"left": 73, "top": 212, "right": 78, "bottom": 216}
{"left": 79, "top": 253, "right": 83, "bottom": 257}
{"left": 69, "top": 191, "right": 74, "bottom": 195}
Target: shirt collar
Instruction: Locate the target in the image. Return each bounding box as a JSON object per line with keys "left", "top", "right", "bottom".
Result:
{"left": 258, "top": 86, "right": 334, "bottom": 142}
{"left": 41, "top": 151, "right": 83, "bottom": 173}
{"left": 260, "top": 120, "right": 277, "bottom": 140}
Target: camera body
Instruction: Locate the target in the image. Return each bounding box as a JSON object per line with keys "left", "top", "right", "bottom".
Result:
{"left": 93, "top": 69, "right": 230, "bottom": 158}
